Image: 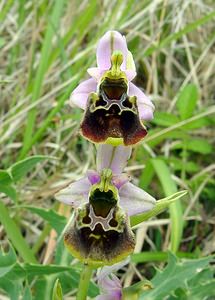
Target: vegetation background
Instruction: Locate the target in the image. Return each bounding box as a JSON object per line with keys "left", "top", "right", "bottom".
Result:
{"left": 0, "top": 0, "right": 215, "bottom": 299}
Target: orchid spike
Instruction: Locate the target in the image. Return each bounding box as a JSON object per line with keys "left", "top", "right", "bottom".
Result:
{"left": 70, "top": 31, "right": 155, "bottom": 146}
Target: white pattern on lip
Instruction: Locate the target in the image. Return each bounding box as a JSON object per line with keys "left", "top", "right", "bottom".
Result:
{"left": 78, "top": 205, "right": 124, "bottom": 233}
{"left": 76, "top": 205, "right": 125, "bottom": 232}
{"left": 88, "top": 205, "right": 115, "bottom": 231}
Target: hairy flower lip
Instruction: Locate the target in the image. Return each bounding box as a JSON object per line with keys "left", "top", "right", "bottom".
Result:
{"left": 80, "top": 87, "right": 148, "bottom": 146}
{"left": 64, "top": 203, "right": 135, "bottom": 267}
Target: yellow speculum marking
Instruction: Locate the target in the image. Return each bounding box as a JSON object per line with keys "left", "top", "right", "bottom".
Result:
{"left": 106, "top": 137, "right": 124, "bottom": 146}
{"left": 89, "top": 233, "right": 102, "bottom": 240}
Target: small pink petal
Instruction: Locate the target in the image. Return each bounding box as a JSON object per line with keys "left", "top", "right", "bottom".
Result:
{"left": 119, "top": 182, "right": 156, "bottom": 216}
{"left": 128, "top": 82, "right": 155, "bottom": 120}
{"left": 112, "top": 174, "right": 130, "bottom": 189}
{"left": 138, "top": 104, "right": 154, "bottom": 120}
{"left": 97, "top": 31, "right": 128, "bottom": 71}
{"left": 97, "top": 258, "right": 129, "bottom": 282}
{"left": 87, "top": 170, "right": 100, "bottom": 185}
{"left": 96, "top": 260, "right": 129, "bottom": 300}
{"left": 87, "top": 67, "right": 105, "bottom": 81}
{"left": 99, "top": 275, "right": 121, "bottom": 290}
{"left": 96, "top": 144, "right": 132, "bottom": 174}
{"left": 125, "top": 70, "right": 136, "bottom": 81}
{"left": 70, "top": 78, "right": 97, "bottom": 109}
{"left": 55, "top": 177, "right": 90, "bottom": 207}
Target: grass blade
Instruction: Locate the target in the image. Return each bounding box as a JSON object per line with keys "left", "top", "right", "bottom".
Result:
{"left": 151, "top": 159, "right": 183, "bottom": 253}
{"left": 144, "top": 10, "right": 215, "bottom": 57}
{"left": 0, "top": 202, "right": 37, "bottom": 263}
{"left": 20, "top": 0, "right": 66, "bottom": 159}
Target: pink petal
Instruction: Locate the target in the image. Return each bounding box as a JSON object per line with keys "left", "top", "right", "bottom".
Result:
{"left": 97, "top": 31, "right": 128, "bottom": 71}
{"left": 119, "top": 182, "right": 156, "bottom": 216}
{"left": 98, "top": 258, "right": 129, "bottom": 281}
{"left": 70, "top": 78, "right": 97, "bottom": 109}
{"left": 55, "top": 177, "right": 90, "bottom": 207}
{"left": 87, "top": 170, "right": 100, "bottom": 185}
{"left": 112, "top": 174, "right": 130, "bottom": 189}
{"left": 87, "top": 67, "right": 105, "bottom": 81}
{"left": 96, "top": 260, "right": 129, "bottom": 300}
{"left": 128, "top": 82, "right": 155, "bottom": 120}
{"left": 125, "top": 70, "right": 136, "bottom": 81}
{"left": 96, "top": 144, "right": 132, "bottom": 174}
{"left": 99, "top": 275, "right": 121, "bottom": 291}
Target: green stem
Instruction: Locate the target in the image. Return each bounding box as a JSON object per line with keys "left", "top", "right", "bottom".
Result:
{"left": 77, "top": 264, "right": 93, "bottom": 300}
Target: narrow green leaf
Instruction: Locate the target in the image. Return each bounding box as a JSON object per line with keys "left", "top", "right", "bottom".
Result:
{"left": 139, "top": 161, "right": 154, "bottom": 190}
{"left": 23, "top": 285, "right": 32, "bottom": 300}
{"left": 144, "top": 10, "right": 215, "bottom": 57}
{"left": 10, "top": 155, "right": 54, "bottom": 182}
{"left": 0, "top": 278, "right": 22, "bottom": 300}
{"left": 0, "top": 201, "right": 37, "bottom": 263}
{"left": 176, "top": 84, "right": 198, "bottom": 119}
{"left": 169, "top": 158, "right": 199, "bottom": 173}
{"left": 0, "top": 0, "right": 13, "bottom": 22}
{"left": 153, "top": 112, "right": 180, "bottom": 127}
{"left": 22, "top": 206, "right": 67, "bottom": 235}
{"left": 131, "top": 251, "right": 198, "bottom": 263}
{"left": 20, "top": 84, "right": 74, "bottom": 156}
{"left": 52, "top": 279, "right": 63, "bottom": 300}
{"left": 7, "top": 264, "right": 71, "bottom": 279}
{"left": 182, "top": 116, "right": 211, "bottom": 129}
{"left": 151, "top": 159, "right": 183, "bottom": 253}
{"left": 130, "top": 191, "right": 187, "bottom": 227}
{"left": 172, "top": 138, "right": 213, "bottom": 154}
{"left": 0, "top": 245, "right": 17, "bottom": 278}
{"left": 144, "top": 105, "right": 215, "bottom": 144}
{"left": 20, "top": 0, "right": 66, "bottom": 158}
{"left": 0, "top": 170, "right": 13, "bottom": 185}
{"left": 0, "top": 184, "right": 17, "bottom": 202}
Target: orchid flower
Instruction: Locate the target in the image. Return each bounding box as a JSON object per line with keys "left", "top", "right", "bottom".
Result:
{"left": 55, "top": 144, "right": 155, "bottom": 218}
{"left": 70, "top": 31, "right": 155, "bottom": 146}
{"left": 55, "top": 144, "right": 156, "bottom": 266}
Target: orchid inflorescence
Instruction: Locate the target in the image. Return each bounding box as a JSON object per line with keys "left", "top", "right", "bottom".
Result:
{"left": 56, "top": 30, "right": 156, "bottom": 299}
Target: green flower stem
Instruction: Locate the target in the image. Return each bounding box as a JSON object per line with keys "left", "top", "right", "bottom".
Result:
{"left": 77, "top": 264, "right": 94, "bottom": 300}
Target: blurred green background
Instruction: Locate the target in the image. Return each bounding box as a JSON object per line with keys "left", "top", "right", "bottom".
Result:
{"left": 0, "top": 0, "right": 215, "bottom": 299}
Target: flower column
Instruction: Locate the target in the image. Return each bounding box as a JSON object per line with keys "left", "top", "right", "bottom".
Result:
{"left": 56, "top": 31, "right": 155, "bottom": 300}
